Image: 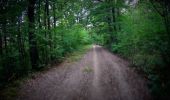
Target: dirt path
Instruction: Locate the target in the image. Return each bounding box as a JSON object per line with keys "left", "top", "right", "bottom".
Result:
{"left": 18, "top": 45, "right": 152, "bottom": 100}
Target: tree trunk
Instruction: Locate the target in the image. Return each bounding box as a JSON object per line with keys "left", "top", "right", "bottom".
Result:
{"left": 112, "top": 7, "right": 117, "bottom": 32}
{"left": 28, "top": 0, "right": 39, "bottom": 69}
{"left": 46, "top": 0, "right": 52, "bottom": 61}
{"left": 0, "top": 25, "right": 3, "bottom": 56}
{"left": 2, "top": 20, "right": 7, "bottom": 55}
{"left": 43, "top": 0, "right": 48, "bottom": 64}
{"left": 46, "top": 0, "right": 50, "bottom": 30}
{"left": 117, "top": 7, "right": 121, "bottom": 31}
{"left": 17, "top": 16, "right": 25, "bottom": 65}
{"left": 53, "top": 3, "right": 56, "bottom": 28}
{"left": 38, "top": 0, "right": 41, "bottom": 29}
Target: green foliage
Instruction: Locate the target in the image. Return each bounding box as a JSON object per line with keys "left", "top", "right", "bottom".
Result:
{"left": 91, "top": 33, "right": 105, "bottom": 45}
{"left": 51, "top": 24, "right": 91, "bottom": 59}
{"left": 111, "top": 1, "right": 170, "bottom": 99}
{"left": 0, "top": 0, "right": 92, "bottom": 90}
{"left": 1, "top": 0, "right": 170, "bottom": 99}
{"left": 86, "top": 0, "right": 170, "bottom": 99}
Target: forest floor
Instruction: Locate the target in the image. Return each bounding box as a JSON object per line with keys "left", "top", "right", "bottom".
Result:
{"left": 17, "top": 45, "right": 152, "bottom": 100}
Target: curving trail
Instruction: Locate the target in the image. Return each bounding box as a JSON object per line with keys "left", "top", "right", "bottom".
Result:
{"left": 18, "top": 45, "right": 152, "bottom": 100}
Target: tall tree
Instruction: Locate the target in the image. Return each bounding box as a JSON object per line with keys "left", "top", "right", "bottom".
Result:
{"left": 28, "top": 0, "right": 39, "bottom": 69}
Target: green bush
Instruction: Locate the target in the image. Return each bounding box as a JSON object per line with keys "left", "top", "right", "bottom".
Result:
{"left": 111, "top": 1, "right": 170, "bottom": 99}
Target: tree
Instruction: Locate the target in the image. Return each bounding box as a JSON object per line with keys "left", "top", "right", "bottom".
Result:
{"left": 149, "top": 0, "right": 170, "bottom": 34}
{"left": 28, "top": 0, "right": 39, "bottom": 69}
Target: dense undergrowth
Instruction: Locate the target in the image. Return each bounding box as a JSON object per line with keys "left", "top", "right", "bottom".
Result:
{"left": 112, "top": 3, "right": 170, "bottom": 99}
{"left": 0, "top": 24, "right": 91, "bottom": 89}
{"left": 0, "top": 44, "right": 92, "bottom": 100}
{"left": 0, "top": 0, "right": 93, "bottom": 89}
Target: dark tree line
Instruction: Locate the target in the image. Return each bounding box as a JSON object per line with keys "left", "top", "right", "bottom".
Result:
{"left": 28, "top": 0, "right": 39, "bottom": 69}
{"left": 0, "top": 0, "right": 91, "bottom": 88}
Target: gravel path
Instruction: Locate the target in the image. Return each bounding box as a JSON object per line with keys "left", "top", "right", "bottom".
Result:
{"left": 18, "top": 45, "right": 152, "bottom": 100}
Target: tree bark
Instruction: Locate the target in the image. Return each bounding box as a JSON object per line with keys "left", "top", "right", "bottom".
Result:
{"left": 46, "top": 0, "right": 52, "bottom": 61}
{"left": 28, "top": 0, "right": 39, "bottom": 69}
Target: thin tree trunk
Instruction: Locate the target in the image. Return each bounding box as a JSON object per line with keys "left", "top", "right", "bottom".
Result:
{"left": 46, "top": 0, "right": 52, "bottom": 61}
{"left": 107, "top": 8, "right": 113, "bottom": 45}
{"left": 112, "top": 7, "right": 117, "bottom": 32}
{"left": 53, "top": 3, "right": 56, "bottom": 28}
{"left": 17, "top": 16, "right": 25, "bottom": 65}
{"left": 44, "top": 0, "right": 48, "bottom": 64}
{"left": 0, "top": 25, "right": 3, "bottom": 56}
{"left": 2, "top": 20, "right": 7, "bottom": 55}
{"left": 117, "top": 7, "right": 121, "bottom": 31}
{"left": 46, "top": 0, "right": 50, "bottom": 31}
{"left": 28, "top": 0, "right": 39, "bottom": 69}
{"left": 38, "top": 0, "right": 41, "bottom": 29}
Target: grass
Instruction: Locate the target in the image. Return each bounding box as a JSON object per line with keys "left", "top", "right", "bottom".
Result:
{"left": 66, "top": 44, "right": 92, "bottom": 62}
{"left": 0, "top": 80, "right": 22, "bottom": 100}
{"left": 0, "top": 44, "right": 92, "bottom": 100}
{"left": 83, "top": 66, "right": 93, "bottom": 73}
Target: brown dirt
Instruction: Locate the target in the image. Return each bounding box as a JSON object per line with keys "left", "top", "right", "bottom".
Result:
{"left": 17, "top": 45, "right": 152, "bottom": 100}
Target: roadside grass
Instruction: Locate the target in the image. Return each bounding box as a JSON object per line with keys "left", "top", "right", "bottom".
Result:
{"left": 66, "top": 45, "right": 92, "bottom": 62}
{"left": 83, "top": 66, "right": 93, "bottom": 73}
{"left": 0, "top": 80, "right": 22, "bottom": 100}
{"left": 0, "top": 44, "right": 92, "bottom": 100}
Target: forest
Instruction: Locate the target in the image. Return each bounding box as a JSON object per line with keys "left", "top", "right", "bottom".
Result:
{"left": 0, "top": 0, "right": 170, "bottom": 100}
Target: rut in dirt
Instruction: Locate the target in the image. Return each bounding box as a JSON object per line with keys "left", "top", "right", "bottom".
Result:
{"left": 18, "top": 45, "right": 152, "bottom": 100}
